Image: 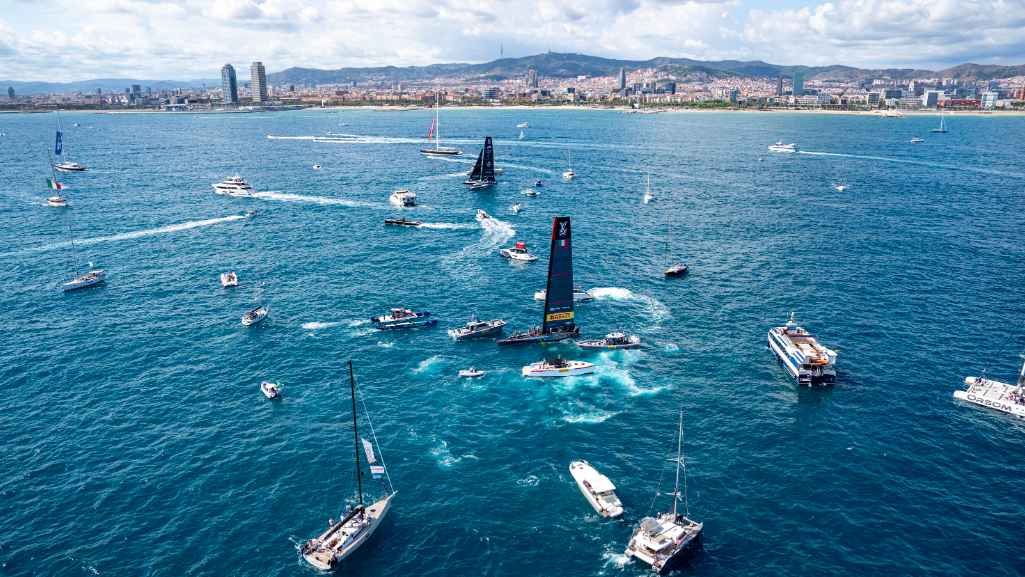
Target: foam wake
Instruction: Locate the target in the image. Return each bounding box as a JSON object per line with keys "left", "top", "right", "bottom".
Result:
{"left": 8, "top": 215, "right": 245, "bottom": 255}
{"left": 253, "top": 191, "right": 382, "bottom": 209}
{"left": 589, "top": 287, "right": 671, "bottom": 325}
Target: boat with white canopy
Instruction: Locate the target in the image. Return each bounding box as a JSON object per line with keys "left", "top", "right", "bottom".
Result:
{"left": 569, "top": 460, "right": 623, "bottom": 517}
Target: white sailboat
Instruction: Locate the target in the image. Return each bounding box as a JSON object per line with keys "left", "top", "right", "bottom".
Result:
{"left": 519, "top": 130, "right": 525, "bottom": 140}
{"left": 930, "top": 115, "right": 947, "bottom": 133}
{"left": 836, "top": 162, "right": 848, "bottom": 192}
{"left": 420, "top": 92, "right": 461, "bottom": 156}
{"left": 303, "top": 361, "right": 396, "bottom": 570}
{"left": 44, "top": 146, "right": 68, "bottom": 206}
{"left": 53, "top": 110, "right": 86, "bottom": 171}
{"left": 624, "top": 411, "right": 703, "bottom": 572}
{"left": 664, "top": 210, "right": 688, "bottom": 276}
{"left": 563, "top": 149, "right": 577, "bottom": 179}
{"left": 644, "top": 171, "right": 654, "bottom": 203}
{"left": 61, "top": 221, "right": 106, "bottom": 291}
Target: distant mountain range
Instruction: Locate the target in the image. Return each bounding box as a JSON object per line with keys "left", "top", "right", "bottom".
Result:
{"left": 7, "top": 54, "right": 1025, "bottom": 95}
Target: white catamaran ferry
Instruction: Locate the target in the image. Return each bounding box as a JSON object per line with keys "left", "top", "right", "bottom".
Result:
{"left": 955, "top": 355, "right": 1025, "bottom": 418}
{"left": 768, "top": 313, "right": 837, "bottom": 385}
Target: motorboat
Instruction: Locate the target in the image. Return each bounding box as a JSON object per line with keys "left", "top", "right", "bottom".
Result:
{"left": 767, "top": 313, "right": 837, "bottom": 385}
{"left": 242, "top": 305, "right": 269, "bottom": 326}
{"left": 534, "top": 179, "right": 543, "bottom": 187}
{"left": 62, "top": 270, "right": 106, "bottom": 292}
{"left": 500, "top": 242, "right": 537, "bottom": 261}
{"left": 476, "top": 209, "right": 491, "bottom": 221}
{"left": 577, "top": 331, "right": 641, "bottom": 349}
{"left": 512, "top": 203, "right": 521, "bottom": 214}
{"left": 533, "top": 286, "right": 594, "bottom": 301}
{"left": 909, "top": 130, "right": 925, "bottom": 143}
{"left": 54, "top": 162, "right": 86, "bottom": 172}
{"left": 517, "top": 122, "right": 530, "bottom": 128}
{"left": 371, "top": 308, "right": 430, "bottom": 324}
{"left": 569, "top": 461, "right": 623, "bottom": 517}
{"left": 313, "top": 164, "right": 322, "bottom": 169}
{"left": 384, "top": 217, "right": 421, "bottom": 226}
{"left": 459, "top": 367, "right": 486, "bottom": 378}
{"left": 522, "top": 357, "right": 596, "bottom": 377}
{"left": 448, "top": 312, "right": 507, "bottom": 340}
{"left": 522, "top": 189, "right": 539, "bottom": 196}
{"left": 375, "top": 318, "right": 437, "bottom": 330}
{"left": 768, "top": 141, "right": 797, "bottom": 152}
{"left": 74, "top": 123, "right": 80, "bottom": 126}
{"left": 243, "top": 210, "right": 261, "bottom": 218}
{"left": 221, "top": 272, "right": 238, "bottom": 287}
{"left": 389, "top": 190, "right": 418, "bottom": 206}
{"left": 955, "top": 355, "right": 1025, "bottom": 418}
{"left": 260, "top": 381, "right": 281, "bottom": 399}
{"left": 213, "top": 174, "right": 255, "bottom": 197}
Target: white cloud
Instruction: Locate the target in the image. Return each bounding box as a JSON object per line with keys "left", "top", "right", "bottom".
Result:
{"left": 0, "top": 0, "right": 1023, "bottom": 80}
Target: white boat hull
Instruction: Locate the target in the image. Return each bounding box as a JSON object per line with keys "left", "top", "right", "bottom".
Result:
{"left": 522, "top": 360, "right": 595, "bottom": 377}
{"left": 62, "top": 271, "right": 106, "bottom": 291}
{"left": 47, "top": 197, "right": 68, "bottom": 207}
{"left": 303, "top": 494, "right": 394, "bottom": 570}
{"left": 563, "top": 171, "right": 577, "bottom": 179}
{"left": 955, "top": 378, "right": 1025, "bottom": 417}
{"left": 569, "top": 461, "right": 623, "bottom": 517}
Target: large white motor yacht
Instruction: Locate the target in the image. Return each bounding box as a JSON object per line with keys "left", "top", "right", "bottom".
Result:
{"left": 768, "top": 141, "right": 797, "bottom": 153}
{"left": 213, "top": 174, "right": 255, "bottom": 197}
{"left": 569, "top": 461, "right": 623, "bottom": 517}
{"left": 522, "top": 357, "right": 595, "bottom": 377}
{"left": 389, "top": 190, "right": 418, "bottom": 206}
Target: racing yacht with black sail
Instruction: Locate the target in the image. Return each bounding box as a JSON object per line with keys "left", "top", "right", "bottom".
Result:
{"left": 497, "top": 216, "right": 581, "bottom": 344}
{"left": 463, "top": 137, "right": 498, "bottom": 189}
{"left": 302, "top": 361, "right": 396, "bottom": 570}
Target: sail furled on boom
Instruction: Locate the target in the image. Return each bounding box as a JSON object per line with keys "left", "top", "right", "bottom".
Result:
{"left": 541, "top": 216, "right": 575, "bottom": 335}
{"left": 481, "top": 137, "right": 496, "bottom": 183}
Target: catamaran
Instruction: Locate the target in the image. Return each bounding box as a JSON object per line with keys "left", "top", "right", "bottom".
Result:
{"left": 302, "top": 361, "right": 396, "bottom": 570}
{"left": 563, "top": 149, "right": 577, "bottom": 178}
{"left": 909, "top": 130, "right": 925, "bottom": 143}
{"left": 61, "top": 221, "right": 106, "bottom": 291}
{"left": 625, "top": 411, "right": 703, "bottom": 573}
{"left": 664, "top": 210, "right": 688, "bottom": 276}
{"left": 420, "top": 92, "right": 461, "bottom": 156}
{"left": 955, "top": 353, "right": 1025, "bottom": 418}
{"left": 464, "top": 137, "right": 498, "bottom": 189}
{"left": 767, "top": 313, "right": 837, "bottom": 385}
{"left": 930, "top": 115, "right": 948, "bottom": 133}
{"left": 497, "top": 216, "right": 581, "bottom": 344}
{"left": 53, "top": 110, "right": 86, "bottom": 171}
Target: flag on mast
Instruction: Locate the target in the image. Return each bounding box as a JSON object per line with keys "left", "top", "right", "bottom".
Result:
{"left": 46, "top": 178, "right": 64, "bottom": 190}
{"left": 361, "top": 438, "right": 377, "bottom": 464}
{"left": 427, "top": 118, "right": 435, "bottom": 142}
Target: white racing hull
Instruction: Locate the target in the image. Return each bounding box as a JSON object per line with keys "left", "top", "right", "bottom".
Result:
{"left": 303, "top": 494, "right": 394, "bottom": 570}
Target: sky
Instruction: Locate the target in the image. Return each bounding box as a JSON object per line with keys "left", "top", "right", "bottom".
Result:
{"left": 1, "top": 0, "right": 1024, "bottom": 81}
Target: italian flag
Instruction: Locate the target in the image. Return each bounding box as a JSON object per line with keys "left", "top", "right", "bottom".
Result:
{"left": 557, "top": 239, "right": 568, "bottom": 247}
{"left": 46, "top": 178, "right": 64, "bottom": 190}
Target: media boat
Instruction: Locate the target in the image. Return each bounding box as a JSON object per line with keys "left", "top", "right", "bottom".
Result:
{"left": 260, "top": 381, "right": 281, "bottom": 399}
{"left": 221, "top": 272, "right": 238, "bottom": 287}
{"left": 459, "top": 367, "right": 486, "bottom": 378}
{"left": 448, "top": 312, "right": 506, "bottom": 340}
{"left": 497, "top": 216, "right": 582, "bottom": 345}
{"left": 521, "top": 357, "right": 595, "bottom": 377}
{"left": 371, "top": 308, "right": 436, "bottom": 330}
{"left": 767, "top": 313, "right": 837, "bottom": 385}
{"left": 768, "top": 141, "right": 797, "bottom": 152}
{"left": 569, "top": 461, "right": 623, "bottom": 517}
{"left": 533, "top": 286, "right": 594, "bottom": 301}
{"left": 389, "top": 190, "right": 418, "bottom": 206}
{"left": 384, "top": 217, "right": 420, "bottom": 226}
{"left": 213, "top": 174, "right": 255, "bottom": 197}
{"left": 954, "top": 354, "right": 1025, "bottom": 417}
{"left": 500, "top": 242, "right": 537, "bottom": 261}
{"left": 577, "top": 331, "right": 640, "bottom": 349}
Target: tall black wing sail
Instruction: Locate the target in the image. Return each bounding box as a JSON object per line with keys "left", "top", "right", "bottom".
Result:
{"left": 469, "top": 149, "right": 484, "bottom": 181}
{"left": 482, "top": 137, "right": 496, "bottom": 183}
{"left": 541, "top": 216, "right": 575, "bottom": 335}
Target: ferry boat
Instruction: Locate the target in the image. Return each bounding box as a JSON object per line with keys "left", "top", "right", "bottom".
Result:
{"left": 569, "top": 461, "right": 623, "bottom": 517}
{"left": 389, "top": 190, "right": 418, "bottom": 206}
{"left": 522, "top": 357, "right": 595, "bottom": 377}
{"left": 577, "top": 331, "right": 640, "bottom": 349}
{"left": 213, "top": 174, "right": 255, "bottom": 197}
{"left": 768, "top": 141, "right": 797, "bottom": 153}
{"left": 448, "top": 312, "right": 507, "bottom": 340}
{"left": 954, "top": 355, "right": 1025, "bottom": 418}
{"left": 500, "top": 242, "right": 537, "bottom": 261}
{"left": 767, "top": 313, "right": 837, "bottom": 385}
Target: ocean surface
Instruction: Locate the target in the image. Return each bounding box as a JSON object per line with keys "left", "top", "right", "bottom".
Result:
{"left": 2, "top": 108, "right": 1024, "bottom": 576}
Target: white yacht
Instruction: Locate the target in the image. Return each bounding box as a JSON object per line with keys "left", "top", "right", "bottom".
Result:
{"left": 577, "top": 331, "right": 641, "bottom": 350}
{"left": 213, "top": 174, "right": 255, "bottom": 197}
{"left": 500, "top": 242, "right": 537, "bottom": 261}
{"left": 909, "top": 130, "right": 925, "bottom": 143}
{"left": 389, "top": 190, "right": 418, "bottom": 207}
{"left": 62, "top": 270, "right": 106, "bottom": 292}
{"left": 242, "top": 305, "right": 268, "bottom": 326}
{"left": 955, "top": 355, "right": 1025, "bottom": 418}
{"left": 569, "top": 461, "right": 623, "bottom": 517}
{"left": 768, "top": 141, "right": 797, "bottom": 153}
{"left": 522, "top": 357, "right": 595, "bottom": 377}
{"left": 563, "top": 149, "right": 577, "bottom": 178}
{"left": 768, "top": 313, "right": 837, "bottom": 385}
{"left": 459, "top": 367, "right": 486, "bottom": 378}
{"left": 534, "top": 286, "right": 594, "bottom": 301}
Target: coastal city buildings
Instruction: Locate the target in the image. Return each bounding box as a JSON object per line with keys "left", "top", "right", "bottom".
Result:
{"left": 221, "top": 64, "right": 238, "bottom": 104}
{"left": 251, "top": 62, "right": 268, "bottom": 103}
{"left": 793, "top": 71, "right": 804, "bottom": 96}
{"left": 7, "top": 86, "right": 13, "bottom": 99}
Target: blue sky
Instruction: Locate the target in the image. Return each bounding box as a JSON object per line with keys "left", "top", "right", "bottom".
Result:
{"left": 2, "top": 0, "right": 1024, "bottom": 81}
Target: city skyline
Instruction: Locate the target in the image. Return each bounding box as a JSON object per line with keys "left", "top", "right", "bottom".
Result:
{"left": 1, "top": 0, "right": 1024, "bottom": 81}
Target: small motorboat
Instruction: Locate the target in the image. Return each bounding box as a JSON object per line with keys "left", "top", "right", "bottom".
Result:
{"left": 54, "top": 162, "right": 86, "bottom": 172}
{"left": 384, "top": 218, "right": 421, "bottom": 226}
{"left": 569, "top": 460, "right": 624, "bottom": 517}
{"left": 62, "top": 270, "right": 106, "bottom": 291}
{"left": 390, "top": 190, "right": 418, "bottom": 206}
{"left": 522, "top": 189, "right": 538, "bottom": 196}
{"left": 768, "top": 141, "right": 797, "bottom": 153}
{"left": 500, "top": 242, "right": 537, "bottom": 261}
{"left": 261, "top": 381, "right": 282, "bottom": 398}
{"left": 313, "top": 164, "right": 322, "bottom": 169}
{"left": 242, "top": 305, "right": 269, "bottom": 326}
{"left": 221, "top": 272, "right": 238, "bottom": 287}
{"left": 74, "top": 123, "right": 80, "bottom": 126}
{"left": 517, "top": 122, "right": 531, "bottom": 128}
{"left": 512, "top": 203, "right": 521, "bottom": 214}
{"left": 758, "top": 157, "right": 764, "bottom": 161}
{"left": 534, "top": 286, "right": 594, "bottom": 301}
{"left": 448, "top": 312, "right": 507, "bottom": 340}
{"left": 577, "top": 331, "right": 641, "bottom": 349}
{"left": 372, "top": 308, "right": 430, "bottom": 324}
{"left": 534, "top": 179, "right": 543, "bottom": 187}
{"left": 522, "top": 357, "right": 596, "bottom": 377}
{"left": 476, "top": 209, "right": 491, "bottom": 221}
{"left": 459, "top": 367, "right": 486, "bottom": 378}
{"left": 243, "top": 210, "right": 261, "bottom": 218}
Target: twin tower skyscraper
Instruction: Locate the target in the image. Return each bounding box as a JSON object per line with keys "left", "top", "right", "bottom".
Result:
{"left": 220, "top": 62, "right": 268, "bottom": 104}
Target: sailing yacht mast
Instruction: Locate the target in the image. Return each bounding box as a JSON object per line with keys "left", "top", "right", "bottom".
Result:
{"left": 350, "top": 360, "right": 364, "bottom": 515}
{"left": 435, "top": 91, "right": 440, "bottom": 151}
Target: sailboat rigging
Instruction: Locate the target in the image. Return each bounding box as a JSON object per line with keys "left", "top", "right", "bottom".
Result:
{"left": 302, "top": 361, "right": 396, "bottom": 570}
{"left": 463, "top": 137, "right": 497, "bottom": 189}
{"left": 644, "top": 171, "right": 654, "bottom": 203}
{"left": 420, "top": 91, "right": 461, "bottom": 156}
{"left": 836, "top": 162, "right": 848, "bottom": 192}
{"left": 930, "top": 114, "right": 947, "bottom": 133}
{"left": 61, "top": 220, "right": 106, "bottom": 291}
{"left": 44, "top": 146, "right": 68, "bottom": 206}
{"left": 563, "top": 149, "right": 577, "bottom": 179}
{"left": 664, "top": 209, "right": 688, "bottom": 276}
{"left": 53, "top": 109, "right": 86, "bottom": 171}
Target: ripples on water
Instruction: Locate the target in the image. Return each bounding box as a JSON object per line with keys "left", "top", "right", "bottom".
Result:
{"left": 1, "top": 110, "right": 1024, "bottom": 576}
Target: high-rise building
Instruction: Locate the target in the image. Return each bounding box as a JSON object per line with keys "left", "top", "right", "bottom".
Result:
{"left": 7, "top": 86, "right": 14, "bottom": 99}
{"left": 776, "top": 76, "right": 783, "bottom": 95}
{"left": 792, "top": 71, "right": 804, "bottom": 96}
{"left": 728, "top": 88, "right": 738, "bottom": 103}
{"left": 618, "top": 68, "right": 626, "bottom": 90}
{"left": 525, "top": 69, "right": 538, "bottom": 88}
{"left": 221, "top": 63, "right": 239, "bottom": 103}
{"left": 251, "top": 62, "right": 268, "bottom": 103}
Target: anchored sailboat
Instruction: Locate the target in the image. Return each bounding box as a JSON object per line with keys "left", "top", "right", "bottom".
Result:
{"left": 53, "top": 110, "right": 86, "bottom": 171}
{"left": 44, "top": 146, "right": 68, "bottom": 206}
{"left": 930, "top": 115, "right": 948, "bottom": 133}
{"left": 497, "top": 216, "right": 581, "bottom": 344}
{"left": 302, "top": 361, "right": 396, "bottom": 570}
{"left": 644, "top": 171, "right": 654, "bottom": 203}
{"left": 61, "top": 221, "right": 106, "bottom": 291}
{"left": 664, "top": 210, "right": 688, "bottom": 276}
{"left": 420, "top": 92, "right": 461, "bottom": 156}
{"left": 464, "top": 137, "right": 497, "bottom": 189}
{"left": 563, "top": 149, "right": 577, "bottom": 179}
{"left": 836, "top": 161, "right": 848, "bottom": 192}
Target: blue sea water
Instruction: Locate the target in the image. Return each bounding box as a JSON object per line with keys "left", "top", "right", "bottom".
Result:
{"left": 1, "top": 108, "right": 1024, "bottom": 576}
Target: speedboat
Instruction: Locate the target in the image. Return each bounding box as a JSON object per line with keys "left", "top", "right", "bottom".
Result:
{"left": 243, "top": 210, "right": 261, "bottom": 218}
{"left": 260, "top": 381, "right": 281, "bottom": 398}
{"left": 577, "top": 331, "right": 641, "bottom": 349}
{"left": 384, "top": 217, "right": 421, "bottom": 226}
{"left": 242, "top": 305, "right": 269, "bottom": 326}
{"left": 522, "top": 357, "right": 595, "bottom": 377}
{"left": 569, "top": 461, "right": 623, "bottom": 517}
{"left": 459, "top": 367, "right": 486, "bottom": 378}
{"left": 221, "top": 272, "right": 238, "bottom": 287}
{"left": 517, "top": 122, "right": 531, "bottom": 128}
{"left": 534, "top": 179, "right": 543, "bottom": 187}
{"left": 213, "top": 174, "right": 255, "bottom": 197}
{"left": 476, "top": 209, "right": 491, "bottom": 221}
{"left": 313, "top": 164, "right": 322, "bottom": 169}
{"left": 522, "top": 189, "right": 538, "bottom": 196}
{"left": 375, "top": 318, "right": 437, "bottom": 330}
{"left": 534, "top": 286, "right": 594, "bottom": 301}
{"left": 54, "top": 162, "right": 86, "bottom": 172}
{"left": 665, "top": 261, "right": 689, "bottom": 276}
{"left": 500, "top": 242, "right": 537, "bottom": 261}
{"left": 768, "top": 141, "right": 797, "bottom": 153}
{"left": 371, "top": 308, "right": 430, "bottom": 324}
{"left": 512, "top": 203, "right": 521, "bottom": 214}
{"left": 62, "top": 270, "right": 106, "bottom": 291}
{"left": 389, "top": 190, "right": 418, "bottom": 206}
{"left": 448, "top": 312, "right": 507, "bottom": 340}
{"left": 47, "top": 195, "right": 68, "bottom": 207}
